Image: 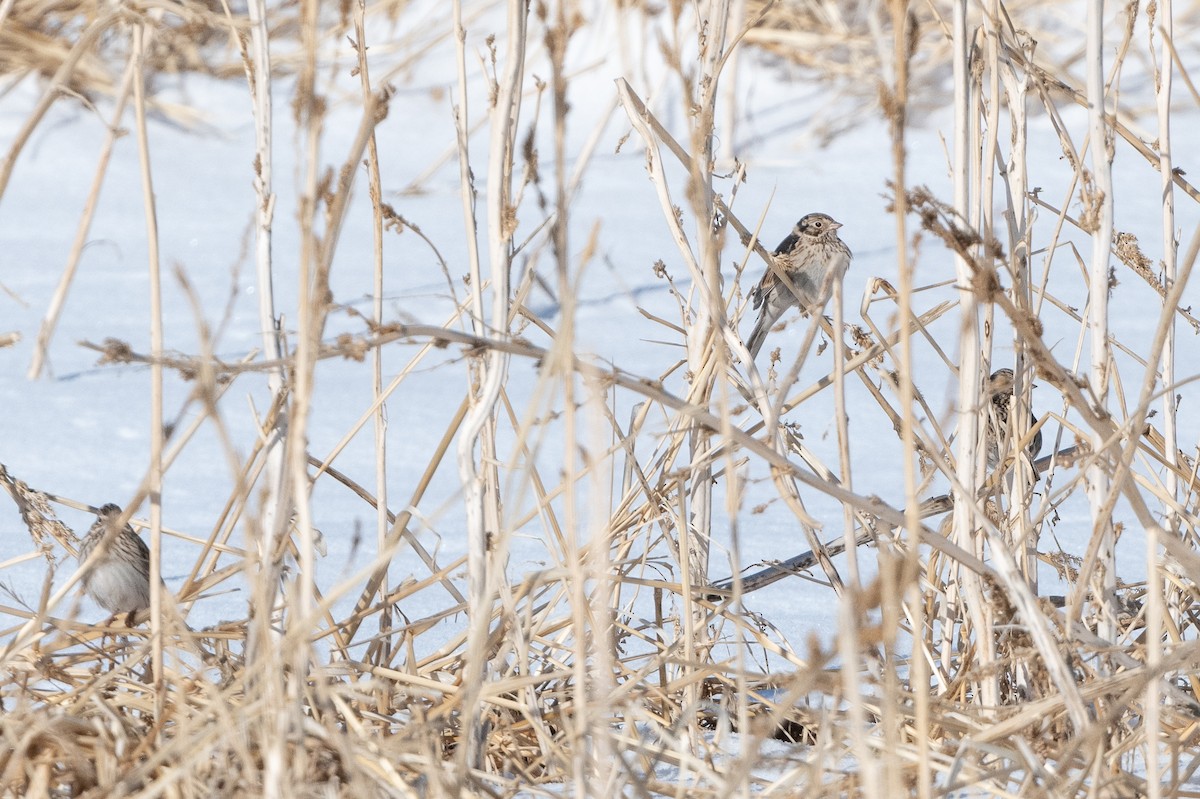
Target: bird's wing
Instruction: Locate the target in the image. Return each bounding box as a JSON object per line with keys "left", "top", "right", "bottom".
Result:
{"left": 130, "top": 529, "right": 151, "bottom": 560}
{"left": 751, "top": 265, "right": 778, "bottom": 310}
{"left": 751, "top": 232, "right": 800, "bottom": 310}
{"left": 773, "top": 232, "right": 799, "bottom": 256}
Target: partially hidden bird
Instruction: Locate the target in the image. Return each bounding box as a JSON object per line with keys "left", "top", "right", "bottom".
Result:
{"left": 985, "top": 368, "right": 1042, "bottom": 471}
{"left": 746, "top": 212, "right": 852, "bottom": 358}
{"left": 78, "top": 503, "right": 151, "bottom": 623}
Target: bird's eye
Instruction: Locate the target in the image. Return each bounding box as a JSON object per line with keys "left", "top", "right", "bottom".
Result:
{"left": 814, "top": 220, "right": 823, "bottom": 227}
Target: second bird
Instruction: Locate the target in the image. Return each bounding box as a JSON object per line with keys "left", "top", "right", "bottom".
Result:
{"left": 985, "top": 368, "right": 1043, "bottom": 471}
{"left": 746, "top": 212, "right": 852, "bottom": 358}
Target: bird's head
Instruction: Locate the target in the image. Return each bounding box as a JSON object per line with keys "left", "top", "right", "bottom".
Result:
{"left": 986, "top": 367, "right": 1036, "bottom": 398}
{"left": 797, "top": 213, "right": 843, "bottom": 236}
{"left": 96, "top": 503, "right": 124, "bottom": 519}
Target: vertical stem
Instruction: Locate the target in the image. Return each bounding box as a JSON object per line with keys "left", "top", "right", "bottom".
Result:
{"left": 243, "top": 0, "right": 288, "bottom": 650}
{"left": 451, "top": 0, "right": 482, "bottom": 301}
{"left": 684, "top": 0, "right": 732, "bottom": 596}
{"left": 448, "top": 10, "right": 481, "bottom": 784}
{"left": 948, "top": 0, "right": 996, "bottom": 708}
{"left": 1086, "top": 0, "right": 1117, "bottom": 641}
{"left": 290, "top": 0, "right": 322, "bottom": 624}
{"left": 354, "top": 0, "right": 389, "bottom": 671}
{"left": 239, "top": 0, "right": 288, "bottom": 790}
{"left": 131, "top": 19, "right": 163, "bottom": 703}
{"left": 457, "top": 0, "right": 527, "bottom": 775}
{"left": 682, "top": 0, "right": 730, "bottom": 748}
{"left": 833, "top": 276, "right": 877, "bottom": 794}
{"left": 548, "top": 3, "right": 616, "bottom": 789}
{"left": 584, "top": 382, "right": 618, "bottom": 794}
{"left": 1147, "top": 1, "right": 1175, "bottom": 792}
{"left": 717, "top": 0, "right": 745, "bottom": 168}
{"left": 995, "top": 10, "right": 1039, "bottom": 708}
{"left": 949, "top": 0, "right": 974, "bottom": 544}
{"left": 264, "top": 0, "right": 323, "bottom": 789}
{"left": 884, "top": 7, "right": 924, "bottom": 796}
{"left": 548, "top": 4, "right": 581, "bottom": 787}
{"left": 981, "top": 12, "right": 1000, "bottom": 294}
{"left": 999, "top": 30, "right": 1038, "bottom": 584}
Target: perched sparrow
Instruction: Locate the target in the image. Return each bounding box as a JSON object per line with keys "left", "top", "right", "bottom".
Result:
{"left": 746, "top": 212, "right": 853, "bottom": 358}
{"left": 78, "top": 503, "right": 150, "bottom": 621}
{"left": 985, "top": 368, "right": 1042, "bottom": 470}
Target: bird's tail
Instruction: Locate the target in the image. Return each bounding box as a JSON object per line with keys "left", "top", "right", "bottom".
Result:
{"left": 746, "top": 311, "right": 770, "bottom": 359}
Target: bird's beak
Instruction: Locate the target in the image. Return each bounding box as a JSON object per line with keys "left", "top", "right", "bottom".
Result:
{"left": 830, "top": 221, "right": 843, "bottom": 230}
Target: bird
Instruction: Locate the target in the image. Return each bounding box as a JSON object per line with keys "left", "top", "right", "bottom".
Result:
{"left": 985, "top": 368, "right": 1043, "bottom": 471}
{"left": 78, "top": 503, "right": 151, "bottom": 623}
{"left": 746, "top": 212, "right": 853, "bottom": 358}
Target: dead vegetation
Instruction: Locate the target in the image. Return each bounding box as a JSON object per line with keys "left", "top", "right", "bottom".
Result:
{"left": 2, "top": 0, "right": 1200, "bottom": 797}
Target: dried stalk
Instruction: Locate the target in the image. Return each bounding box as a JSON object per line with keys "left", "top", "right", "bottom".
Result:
{"left": 1084, "top": 0, "right": 1118, "bottom": 643}
{"left": 130, "top": 19, "right": 165, "bottom": 697}
{"left": 456, "top": 0, "right": 527, "bottom": 775}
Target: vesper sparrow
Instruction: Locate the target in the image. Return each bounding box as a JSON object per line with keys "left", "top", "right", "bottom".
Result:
{"left": 78, "top": 503, "right": 151, "bottom": 621}
{"left": 985, "top": 368, "right": 1042, "bottom": 470}
{"left": 746, "top": 212, "right": 853, "bottom": 358}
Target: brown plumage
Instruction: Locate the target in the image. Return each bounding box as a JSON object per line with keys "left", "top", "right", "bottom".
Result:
{"left": 78, "top": 503, "right": 150, "bottom": 619}
{"left": 746, "top": 212, "right": 852, "bottom": 358}
{"left": 985, "top": 368, "right": 1043, "bottom": 470}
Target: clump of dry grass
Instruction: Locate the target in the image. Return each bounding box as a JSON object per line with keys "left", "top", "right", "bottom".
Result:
{"left": 0, "top": 0, "right": 243, "bottom": 98}
{"left": 2, "top": 0, "right": 1200, "bottom": 796}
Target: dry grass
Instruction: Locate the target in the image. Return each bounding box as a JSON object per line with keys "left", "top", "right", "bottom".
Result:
{"left": 2, "top": 0, "right": 1200, "bottom": 796}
